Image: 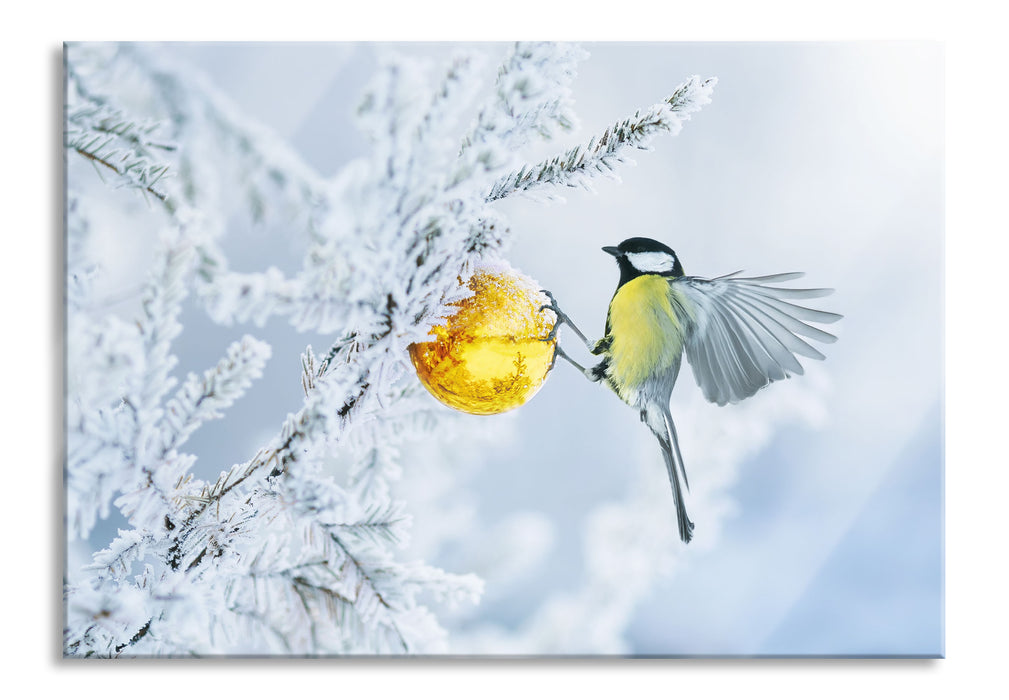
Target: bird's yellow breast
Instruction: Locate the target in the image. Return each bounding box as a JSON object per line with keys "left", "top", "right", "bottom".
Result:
{"left": 605, "top": 275, "right": 689, "bottom": 396}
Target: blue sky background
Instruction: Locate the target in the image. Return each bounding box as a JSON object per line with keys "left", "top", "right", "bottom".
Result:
{"left": 70, "top": 41, "right": 943, "bottom": 656}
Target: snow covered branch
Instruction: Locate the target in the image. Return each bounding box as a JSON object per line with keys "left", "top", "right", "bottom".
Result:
{"left": 488, "top": 75, "right": 717, "bottom": 201}
{"left": 65, "top": 103, "right": 175, "bottom": 205}
{"left": 64, "top": 41, "right": 716, "bottom": 656}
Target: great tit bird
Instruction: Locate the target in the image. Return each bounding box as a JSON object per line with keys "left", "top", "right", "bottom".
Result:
{"left": 543, "top": 237, "right": 841, "bottom": 544}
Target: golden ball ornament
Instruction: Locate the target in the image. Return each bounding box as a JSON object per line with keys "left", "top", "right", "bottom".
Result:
{"left": 409, "top": 262, "right": 558, "bottom": 415}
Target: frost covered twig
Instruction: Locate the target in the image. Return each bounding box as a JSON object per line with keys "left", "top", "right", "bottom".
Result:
{"left": 488, "top": 75, "right": 717, "bottom": 201}
{"left": 65, "top": 103, "right": 175, "bottom": 205}
{"left": 462, "top": 42, "right": 586, "bottom": 154}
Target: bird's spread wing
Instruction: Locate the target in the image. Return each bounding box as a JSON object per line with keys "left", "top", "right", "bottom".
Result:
{"left": 673, "top": 272, "right": 841, "bottom": 406}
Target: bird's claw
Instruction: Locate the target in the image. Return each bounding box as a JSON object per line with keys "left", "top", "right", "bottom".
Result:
{"left": 539, "top": 292, "right": 561, "bottom": 318}
{"left": 539, "top": 289, "right": 567, "bottom": 342}
{"left": 547, "top": 342, "right": 559, "bottom": 370}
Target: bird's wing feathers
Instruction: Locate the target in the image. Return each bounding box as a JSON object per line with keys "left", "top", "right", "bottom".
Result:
{"left": 674, "top": 272, "right": 841, "bottom": 406}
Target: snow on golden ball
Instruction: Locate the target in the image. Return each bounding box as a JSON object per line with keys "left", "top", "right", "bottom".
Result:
{"left": 409, "top": 262, "right": 557, "bottom": 415}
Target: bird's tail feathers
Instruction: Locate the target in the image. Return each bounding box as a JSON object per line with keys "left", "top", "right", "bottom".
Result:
{"left": 663, "top": 405, "right": 689, "bottom": 492}
{"left": 644, "top": 404, "right": 694, "bottom": 544}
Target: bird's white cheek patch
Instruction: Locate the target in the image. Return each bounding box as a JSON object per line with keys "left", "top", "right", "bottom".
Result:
{"left": 626, "top": 251, "right": 676, "bottom": 273}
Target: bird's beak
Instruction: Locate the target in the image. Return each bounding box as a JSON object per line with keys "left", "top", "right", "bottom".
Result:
{"left": 602, "top": 246, "right": 621, "bottom": 257}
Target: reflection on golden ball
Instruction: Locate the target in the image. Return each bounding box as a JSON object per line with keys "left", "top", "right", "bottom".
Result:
{"left": 409, "top": 263, "right": 557, "bottom": 415}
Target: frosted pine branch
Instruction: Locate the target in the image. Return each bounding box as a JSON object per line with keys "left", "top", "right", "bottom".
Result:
{"left": 487, "top": 75, "right": 717, "bottom": 201}
{"left": 66, "top": 103, "right": 175, "bottom": 205}
{"left": 85, "top": 530, "right": 155, "bottom": 578}
{"left": 159, "top": 335, "right": 271, "bottom": 456}
{"left": 332, "top": 501, "right": 412, "bottom": 548}
{"left": 116, "top": 42, "right": 331, "bottom": 220}
{"left": 462, "top": 41, "right": 588, "bottom": 154}
{"left": 66, "top": 237, "right": 193, "bottom": 540}
{"left": 67, "top": 42, "right": 334, "bottom": 323}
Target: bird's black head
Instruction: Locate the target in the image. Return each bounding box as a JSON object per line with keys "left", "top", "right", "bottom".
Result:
{"left": 602, "top": 237, "right": 684, "bottom": 287}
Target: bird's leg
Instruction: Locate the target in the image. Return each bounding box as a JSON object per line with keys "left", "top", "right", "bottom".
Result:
{"left": 550, "top": 344, "right": 582, "bottom": 372}
{"left": 539, "top": 290, "right": 595, "bottom": 354}
{"left": 539, "top": 290, "right": 604, "bottom": 382}
{"left": 548, "top": 343, "right": 606, "bottom": 384}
